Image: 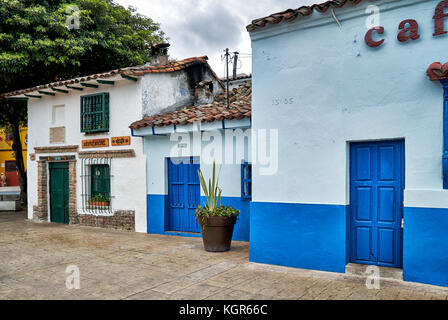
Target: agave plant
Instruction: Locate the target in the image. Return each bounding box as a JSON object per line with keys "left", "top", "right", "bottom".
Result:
{"left": 197, "top": 160, "right": 222, "bottom": 212}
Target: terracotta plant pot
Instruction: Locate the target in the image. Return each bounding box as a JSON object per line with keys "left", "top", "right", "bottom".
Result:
{"left": 196, "top": 215, "right": 237, "bottom": 252}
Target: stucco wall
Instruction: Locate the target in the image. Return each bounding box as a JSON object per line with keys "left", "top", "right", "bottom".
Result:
{"left": 250, "top": 0, "right": 447, "bottom": 207}
{"left": 145, "top": 128, "right": 251, "bottom": 197}
{"left": 142, "top": 124, "right": 251, "bottom": 240}
{"left": 27, "top": 80, "right": 147, "bottom": 232}
{"left": 141, "top": 68, "right": 223, "bottom": 117}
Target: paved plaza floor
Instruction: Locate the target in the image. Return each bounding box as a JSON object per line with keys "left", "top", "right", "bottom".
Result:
{"left": 1, "top": 211, "right": 447, "bottom": 300}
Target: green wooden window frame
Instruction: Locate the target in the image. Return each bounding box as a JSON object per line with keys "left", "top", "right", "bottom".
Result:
{"left": 80, "top": 92, "right": 109, "bottom": 133}
{"left": 81, "top": 158, "right": 113, "bottom": 214}
{"left": 90, "top": 164, "right": 110, "bottom": 200}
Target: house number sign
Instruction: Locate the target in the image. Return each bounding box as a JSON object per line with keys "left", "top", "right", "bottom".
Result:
{"left": 82, "top": 138, "right": 109, "bottom": 149}
{"left": 365, "top": 1, "right": 448, "bottom": 47}
{"left": 272, "top": 97, "right": 294, "bottom": 106}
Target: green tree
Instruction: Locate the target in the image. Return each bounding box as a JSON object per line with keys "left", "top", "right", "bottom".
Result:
{"left": 0, "top": 0, "right": 166, "bottom": 202}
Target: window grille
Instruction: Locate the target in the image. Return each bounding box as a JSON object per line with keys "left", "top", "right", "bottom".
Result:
{"left": 80, "top": 93, "right": 109, "bottom": 133}
{"left": 81, "top": 157, "right": 113, "bottom": 215}
{"left": 241, "top": 161, "right": 252, "bottom": 200}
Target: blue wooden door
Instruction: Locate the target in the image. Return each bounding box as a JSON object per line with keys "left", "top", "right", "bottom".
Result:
{"left": 167, "top": 157, "right": 200, "bottom": 233}
{"left": 350, "top": 140, "right": 404, "bottom": 268}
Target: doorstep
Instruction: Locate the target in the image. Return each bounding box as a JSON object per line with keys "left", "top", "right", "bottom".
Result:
{"left": 345, "top": 263, "right": 403, "bottom": 281}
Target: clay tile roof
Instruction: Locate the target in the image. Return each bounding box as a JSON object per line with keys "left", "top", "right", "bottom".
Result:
{"left": 130, "top": 82, "right": 252, "bottom": 130}
{"left": 1, "top": 56, "right": 225, "bottom": 98}
{"left": 246, "top": 0, "right": 363, "bottom": 31}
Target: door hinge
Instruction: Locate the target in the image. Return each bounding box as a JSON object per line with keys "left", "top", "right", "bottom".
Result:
{"left": 401, "top": 218, "right": 404, "bottom": 229}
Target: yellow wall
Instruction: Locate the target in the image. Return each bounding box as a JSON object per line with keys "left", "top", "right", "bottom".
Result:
{"left": 0, "top": 127, "right": 27, "bottom": 175}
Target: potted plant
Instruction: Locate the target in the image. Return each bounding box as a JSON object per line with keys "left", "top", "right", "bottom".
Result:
{"left": 196, "top": 161, "right": 240, "bottom": 252}
{"left": 88, "top": 193, "right": 110, "bottom": 207}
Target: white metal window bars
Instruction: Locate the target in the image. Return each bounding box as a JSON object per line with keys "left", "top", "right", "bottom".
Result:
{"left": 81, "top": 157, "right": 113, "bottom": 215}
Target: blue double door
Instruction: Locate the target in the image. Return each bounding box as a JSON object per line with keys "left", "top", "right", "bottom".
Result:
{"left": 350, "top": 140, "right": 404, "bottom": 268}
{"left": 167, "top": 157, "right": 201, "bottom": 233}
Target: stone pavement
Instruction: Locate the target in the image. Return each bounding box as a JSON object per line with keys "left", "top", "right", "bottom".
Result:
{"left": 1, "top": 211, "right": 448, "bottom": 300}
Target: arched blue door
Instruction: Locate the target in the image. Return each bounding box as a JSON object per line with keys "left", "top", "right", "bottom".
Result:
{"left": 350, "top": 140, "right": 404, "bottom": 268}
{"left": 167, "top": 157, "right": 200, "bottom": 233}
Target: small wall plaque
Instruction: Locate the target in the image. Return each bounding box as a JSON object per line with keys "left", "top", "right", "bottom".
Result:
{"left": 82, "top": 138, "right": 109, "bottom": 149}
{"left": 111, "top": 136, "right": 131, "bottom": 146}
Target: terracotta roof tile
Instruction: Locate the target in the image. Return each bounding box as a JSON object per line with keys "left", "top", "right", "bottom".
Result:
{"left": 130, "top": 82, "right": 252, "bottom": 130}
{"left": 247, "top": 0, "right": 363, "bottom": 31}
{"left": 1, "top": 56, "right": 225, "bottom": 98}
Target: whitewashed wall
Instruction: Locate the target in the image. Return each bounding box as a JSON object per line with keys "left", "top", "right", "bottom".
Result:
{"left": 142, "top": 122, "right": 251, "bottom": 197}
{"left": 250, "top": 0, "right": 447, "bottom": 207}
{"left": 27, "top": 80, "right": 148, "bottom": 232}
{"left": 141, "top": 68, "right": 223, "bottom": 117}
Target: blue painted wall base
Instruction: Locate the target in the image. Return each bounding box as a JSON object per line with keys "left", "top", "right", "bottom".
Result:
{"left": 404, "top": 207, "right": 448, "bottom": 287}
{"left": 147, "top": 194, "right": 250, "bottom": 241}
{"left": 249, "top": 201, "right": 347, "bottom": 273}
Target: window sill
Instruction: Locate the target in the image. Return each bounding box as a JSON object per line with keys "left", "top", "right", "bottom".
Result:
{"left": 83, "top": 131, "right": 110, "bottom": 136}
{"left": 86, "top": 205, "right": 111, "bottom": 209}
{"left": 78, "top": 210, "right": 114, "bottom": 217}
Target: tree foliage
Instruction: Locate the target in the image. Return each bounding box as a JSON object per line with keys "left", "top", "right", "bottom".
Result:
{"left": 0, "top": 0, "right": 166, "bottom": 92}
{"left": 0, "top": 0, "right": 166, "bottom": 201}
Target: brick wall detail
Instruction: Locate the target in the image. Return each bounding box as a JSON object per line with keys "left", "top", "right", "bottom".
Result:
{"left": 35, "top": 156, "right": 135, "bottom": 231}
{"left": 78, "top": 149, "right": 135, "bottom": 159}
{"left": 35, "top": 145, "right": 78, "bottom": 153}
{"left": 75, "top": 211, "right": 135, "bottom": 231}
{"left": 35, "top": 161, "right": 48, "bottom": 221}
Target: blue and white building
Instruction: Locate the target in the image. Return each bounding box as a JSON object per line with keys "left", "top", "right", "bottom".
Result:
{"left": 130, "top": 80, "right": 252, "bottom": 241}
{"left": 247, "top": 0, "right": 448, "bottom": 287}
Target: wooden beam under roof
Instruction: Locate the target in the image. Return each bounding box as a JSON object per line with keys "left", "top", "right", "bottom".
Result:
{"left": 38, "top": 90, "right": 56, "bottom": 96}
{"left": 121, "top": 74, "right": 138, "bottom": 82}
{"left": 80, "top": 82, "right": 99, "bottom": 88}
{"left": 97, "top": 80, "right": 115, "bottom": 85}
{"left": 5, "top": 97, "right": 28, "bottom": 101}
{"left": 51, "top": 87, "right": 69, "bottom": 94}
{"left": 66, "top": 85, "right": 83, "bottom": 91}
{"left": 24, "top": 94, "right": 42, "bottom": 99}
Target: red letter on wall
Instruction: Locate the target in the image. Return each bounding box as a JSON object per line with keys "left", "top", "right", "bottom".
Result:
{"left": 434, "top": 0, "right": 448, "bottom": 36}
{"left": 398, "top": 19, "right": 420, "bottom": 42}
{"left": 365, "top": 26, "right": 385, "bottom": 47}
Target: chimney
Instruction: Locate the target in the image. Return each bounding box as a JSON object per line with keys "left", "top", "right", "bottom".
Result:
{"left": 194, "top": 80, "right": 214, "bottom": 106}
{"left": 150, "top": 42, "right": 170, "bottom": 66}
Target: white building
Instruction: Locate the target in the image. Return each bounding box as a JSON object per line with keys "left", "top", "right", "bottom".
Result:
{"left": 1, "top": 44, "right": 226, "bottom": 233}
{"left": 248, "top": 0, "right": 448, "bottom": 287}
{"left": 130, "top": 81, "right": 252, "bottom": 240}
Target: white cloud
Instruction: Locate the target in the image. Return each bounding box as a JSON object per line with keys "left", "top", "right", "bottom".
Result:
{"left": 115, "top": 0, "right": 322, "bottom": 76}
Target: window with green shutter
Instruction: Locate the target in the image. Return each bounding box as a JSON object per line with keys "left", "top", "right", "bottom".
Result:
{"left": 81, "top": 93, "right": 109, "bottom": 133}
{"left": 91, "top": 164, "right": 110, "bottom": 199}
{"left": 82, "top": 158, "right": 113, "bottom": 213}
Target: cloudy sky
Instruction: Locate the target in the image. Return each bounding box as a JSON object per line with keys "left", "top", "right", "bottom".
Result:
{"left": 115, "top": 0, "right": 321, "bottom": 77}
